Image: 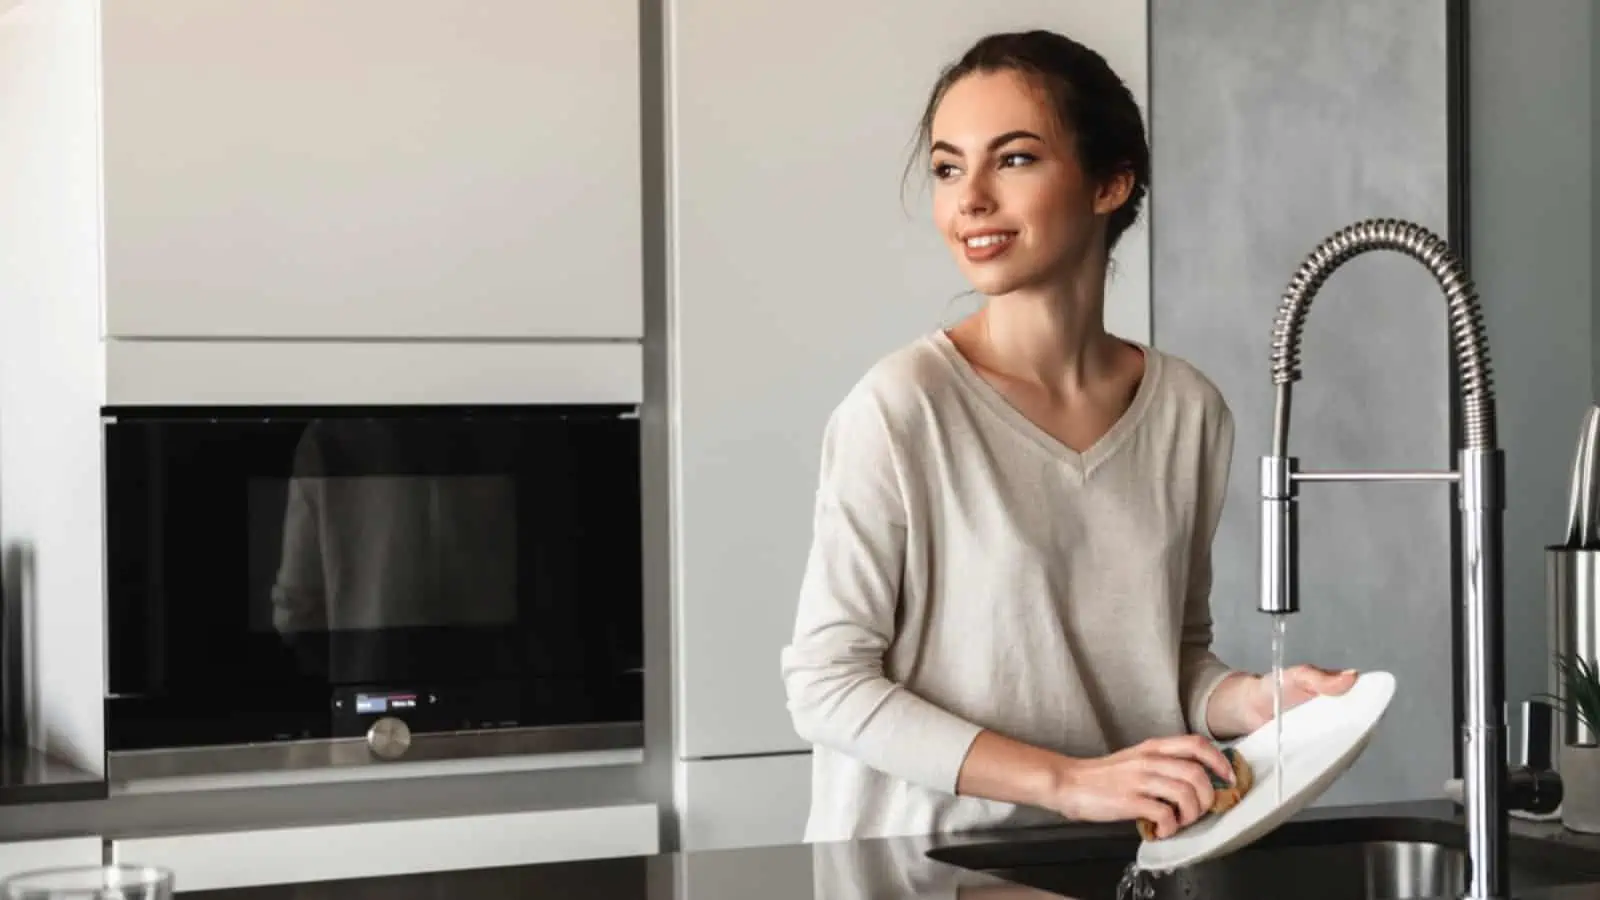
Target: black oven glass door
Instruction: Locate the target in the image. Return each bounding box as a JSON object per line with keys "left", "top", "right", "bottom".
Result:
{"left": 103, "top": 405, "right": 643, "bottom": 752}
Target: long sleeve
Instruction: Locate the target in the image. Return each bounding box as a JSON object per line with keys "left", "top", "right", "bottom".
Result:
{"left": 1180, "top": 400, "right": 1240, "bottom": 738}
{"left": 272, "top": 477, "right": 327, "bottom": 634}
{"left": 779, "top": 387, "right": 984, "bottom": 795}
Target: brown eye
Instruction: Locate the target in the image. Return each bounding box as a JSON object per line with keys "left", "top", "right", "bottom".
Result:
{"left": 1000, "top": 152, "right": 1037, "bottom": 168}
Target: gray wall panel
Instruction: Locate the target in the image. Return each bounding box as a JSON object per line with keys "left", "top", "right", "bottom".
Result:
{"left": 1466, "top": 0, "right": 1592, "bottom": 743}
{"left": 1151, "top": 0, "right": 1453, "bottom": 804}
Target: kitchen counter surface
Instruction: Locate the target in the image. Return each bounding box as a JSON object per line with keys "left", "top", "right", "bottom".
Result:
{"left": 0, "top": 743, "right": 106, "bottom": 806}
{"left": 183, "top": 800, "right": 1600, "bottom": 900}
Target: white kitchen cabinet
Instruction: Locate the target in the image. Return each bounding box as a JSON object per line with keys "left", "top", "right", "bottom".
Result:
{"left": 2, "top": 0, "right": 642, "bottom": 780}
{"left": 98, "top": 0, "right": 642, "bottom": 340}
{"left": 677, "top": 754, "right": 812, "bottom": 852}
{"left": 0, "top": 837, "right": 103, "bottom": 880}
{"left": 668, "top": 0, "right": 1150, "bottom": 759}
{"left": 105, "top": 340, "right": 643, "bottom": 406}
{"left": 109, "top": 804, "right": 658, "bottom": 892}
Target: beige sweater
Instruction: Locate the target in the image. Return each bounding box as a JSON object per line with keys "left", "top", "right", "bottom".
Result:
{"left": 779, "top": 331, "right": 1239, "bottom": 842}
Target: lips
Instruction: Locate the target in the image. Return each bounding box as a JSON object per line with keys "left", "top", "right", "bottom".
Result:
{"left": 961, "top": 230, "right": 1016, "bottom": 262}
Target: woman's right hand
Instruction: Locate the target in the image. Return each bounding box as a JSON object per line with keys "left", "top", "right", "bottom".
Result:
{"left": 1046, "top": 735, "right": 1237, "bottom": 839}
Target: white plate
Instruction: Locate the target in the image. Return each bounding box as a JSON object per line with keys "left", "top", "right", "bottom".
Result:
{"left": 1134, "top": 670, "right": 1397, "bottom": 873}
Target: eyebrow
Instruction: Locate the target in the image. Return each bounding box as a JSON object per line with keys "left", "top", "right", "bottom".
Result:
{"left": 930, "top": 130, "right": 1044, "bottom": 157}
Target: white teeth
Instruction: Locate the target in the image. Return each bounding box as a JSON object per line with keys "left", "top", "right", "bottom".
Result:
{"left": 965, "top": 233, "right": 1013, "bottom": 248}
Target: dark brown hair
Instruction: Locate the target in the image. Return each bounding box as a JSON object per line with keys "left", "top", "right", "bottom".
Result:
{"left": 908, "top": 30, "right": 1150, "bottom": 256}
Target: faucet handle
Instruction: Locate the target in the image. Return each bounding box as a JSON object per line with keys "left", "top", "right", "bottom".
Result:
{"left": 1260, "top": 455, "right": 1300, "bottom": 615}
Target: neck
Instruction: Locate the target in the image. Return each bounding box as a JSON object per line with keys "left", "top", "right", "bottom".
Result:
{"left": 976, "top": 252, "right": 1119, "bottom": 393}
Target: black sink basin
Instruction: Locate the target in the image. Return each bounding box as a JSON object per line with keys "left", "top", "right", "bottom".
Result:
{"left": 926, "top": 816, "right": 1600, "bottom": 899}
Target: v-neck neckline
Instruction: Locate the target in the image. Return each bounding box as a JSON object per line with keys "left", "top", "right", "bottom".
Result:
{"left": 929, "top": 329, "right": 1162, "bottom": 477}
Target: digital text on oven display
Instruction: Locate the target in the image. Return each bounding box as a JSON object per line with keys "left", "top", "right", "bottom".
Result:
{"left": 356, "top": 694, "right": 417, "bottom": 714}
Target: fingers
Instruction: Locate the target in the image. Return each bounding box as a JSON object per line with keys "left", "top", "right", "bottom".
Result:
{"left": 1134, "top": 797, "right": 1180, "bottom": 840}
{"left": 1289, "top": 664, "right": 1359, "bottom": 696}
{"left": 1121, "top": 735, "right": 1263, "bottom": 840}
{"left": 1147, "top": 734, "right": 1235, "bottom": 785}
{"left": 1145, "top": 749, "right": 1216, "bottom": 813}
{"left": 1152, "top": 772, "right": 1202, "bottom": 829}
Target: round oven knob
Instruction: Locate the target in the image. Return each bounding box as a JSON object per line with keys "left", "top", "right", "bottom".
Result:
{"left": 366, "top": 716, "right": 412, "bottom": 760}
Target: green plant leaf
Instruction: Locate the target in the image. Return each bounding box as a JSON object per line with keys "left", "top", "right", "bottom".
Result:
{"left": 1547, "top": 653, "right": 1600, "bottom": 736}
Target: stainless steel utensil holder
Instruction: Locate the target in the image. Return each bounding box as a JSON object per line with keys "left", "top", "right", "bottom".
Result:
{"left": 1548, "top": 546, "right": 1600, "bottom": 751}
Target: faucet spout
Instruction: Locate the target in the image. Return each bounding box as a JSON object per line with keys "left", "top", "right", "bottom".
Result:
{"left": 1257, "top": 219, "right": 1508, "bottom": 900}
{"left": 1268, "top": 218, "right": 1497, "bottom": 454}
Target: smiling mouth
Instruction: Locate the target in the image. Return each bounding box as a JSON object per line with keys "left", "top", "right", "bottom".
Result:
{"left": 964, "top": 232, "right": 1015, "bottom": 249}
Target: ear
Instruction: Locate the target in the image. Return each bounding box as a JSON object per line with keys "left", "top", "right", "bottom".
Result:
{"left": 1093, "top": 168, "right": 1135, "bottom": 216}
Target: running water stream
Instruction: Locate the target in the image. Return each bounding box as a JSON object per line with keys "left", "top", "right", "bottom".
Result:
{"left": 1271, "top": 613, "right": 1286, "bottom": 804}
{"left": 1116, "top": 863, "right": 1164, "bottom": 900}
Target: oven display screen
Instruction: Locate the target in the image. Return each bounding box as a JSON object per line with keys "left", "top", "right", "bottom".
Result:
{"left": 355, "top": 692, "right": 418, "bottom": 715}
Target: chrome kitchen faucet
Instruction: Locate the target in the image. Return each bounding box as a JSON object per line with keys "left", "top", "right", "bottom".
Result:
{"left": 1257, "top": 218, "right": 1508, "bottom": 900}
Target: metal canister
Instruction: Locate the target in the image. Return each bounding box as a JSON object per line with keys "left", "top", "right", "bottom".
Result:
{"left": 1549, "top": 405, "right": 1600, "bottom": 751}
{"left": 1549, "top": 548, "right": 1600, "bottom": 746}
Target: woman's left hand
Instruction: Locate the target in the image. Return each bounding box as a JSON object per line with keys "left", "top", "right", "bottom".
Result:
{"left": 1208, "top": 665, "right": 1358, "bottom": 738}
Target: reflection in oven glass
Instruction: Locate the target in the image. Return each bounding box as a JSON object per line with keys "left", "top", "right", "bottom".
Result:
{"left": 265, "top": 473, "right": 516, "bottom": 632}
{"left": 250, "top": 420, "right": 519, "bottom": 683}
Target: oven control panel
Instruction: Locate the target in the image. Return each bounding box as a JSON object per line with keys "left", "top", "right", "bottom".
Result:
{"left": 330, "top": 686, "right": 443, "bottom": 739}
{"left": 328, "top": 683, "right": 527, "bottom": 738}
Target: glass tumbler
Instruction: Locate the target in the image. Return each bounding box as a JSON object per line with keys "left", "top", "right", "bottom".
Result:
{"left": 0, "top": 866, "right": 173, "bottom": 900}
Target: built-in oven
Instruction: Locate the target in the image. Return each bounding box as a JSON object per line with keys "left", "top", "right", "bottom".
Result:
{"left": 101, "top": 403, "right": 643, "bottom": 780}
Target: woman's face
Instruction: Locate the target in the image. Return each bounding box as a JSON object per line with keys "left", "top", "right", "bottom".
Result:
{"left": 928, "top": 69, "right": 1129, "bottom": 297}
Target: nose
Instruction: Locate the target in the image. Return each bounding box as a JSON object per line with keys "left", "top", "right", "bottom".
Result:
{"left": 958, "top": 171, "right": 995, "bottom": 217}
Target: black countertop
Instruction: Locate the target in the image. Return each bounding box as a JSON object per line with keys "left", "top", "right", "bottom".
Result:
{"left": 181, "top": 800, "right": 1600, "bottom": 900}
{"left": 0, "top": 743, "right": 106, "bottom": 806}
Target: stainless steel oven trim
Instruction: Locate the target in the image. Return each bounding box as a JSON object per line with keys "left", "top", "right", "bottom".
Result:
{"left": 106, "top": 721, "right": 643, "bottom": 782}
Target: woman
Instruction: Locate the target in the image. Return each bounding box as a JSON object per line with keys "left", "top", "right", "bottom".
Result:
{"left": 779, "top": 29, "right": 1356, "bottom": 844}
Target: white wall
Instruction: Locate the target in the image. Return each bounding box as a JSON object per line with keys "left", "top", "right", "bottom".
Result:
{"left": 666, "top": 1, "right": 1151, "bottom": 848}
{"left": 0, "top": 0, "right": 107, "bottom": 772}
{"left": 668, "top": 0, "right": 1151, "bottom": 763}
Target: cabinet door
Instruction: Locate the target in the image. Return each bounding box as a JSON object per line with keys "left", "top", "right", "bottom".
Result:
{"left": 670, "top": 1, "right": 1150, "bottom": 758}
{"left": 109, "top": 804, "right": 658, "bottom": 891}
{"left": 100, "top": 0, "right": 641, "bottom": 339}
{"left": 678, "top": 754, "right": 811, "bottom": 852}
{"left": 0, "top": 837, "right": 103, "bottom": 880}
